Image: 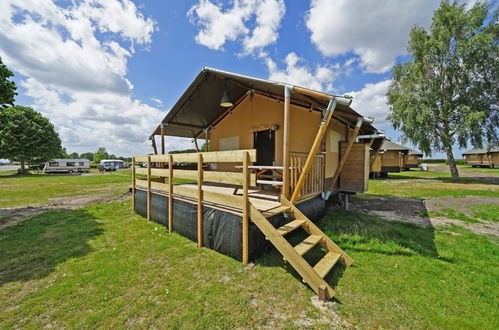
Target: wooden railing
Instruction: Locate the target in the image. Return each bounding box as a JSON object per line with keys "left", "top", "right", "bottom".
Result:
{"left": 290, "top": 152, "right": 325, "bottom": 200}
{"left": 131, "top": 149, "right": 257, "bottom": 264}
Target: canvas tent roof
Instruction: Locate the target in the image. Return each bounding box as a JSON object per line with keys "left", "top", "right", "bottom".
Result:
{"left": 380, "top": 140, "right": 410, "bottom": 152}
{"left": 462, "top": 146, "right": 499, "bottom": 155}
{"left": 151, "top": 67, "right": 379, "bottom": 139}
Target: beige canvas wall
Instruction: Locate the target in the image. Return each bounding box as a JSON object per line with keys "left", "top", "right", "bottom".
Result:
{"left": 381, "top": 151, "right": 402, "bottom": 167}
{"left": 210, "top": 94, "right": 321, "bottom": 170}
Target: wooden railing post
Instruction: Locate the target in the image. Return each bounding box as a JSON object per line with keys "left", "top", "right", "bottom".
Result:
{"left": 147, "top": 155, "right": 151, "bottom": 221}
{"left": 132, "top": 156, "right": 136, "bottom": 211}
{"left": 168, "top": 154, "right": 173, "bottom": 233}
{"left": 242, "top": 151, "right": 250, "bottom": 265}
{"left": 197, "top": 154, "right": 203, "bottom": 248}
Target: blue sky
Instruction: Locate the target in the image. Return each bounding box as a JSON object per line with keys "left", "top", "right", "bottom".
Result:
{"left": 0, "top": 0, "right": 489, "bottom": 158}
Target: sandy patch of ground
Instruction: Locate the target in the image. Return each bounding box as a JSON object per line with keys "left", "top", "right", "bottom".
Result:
{"left": 0, "top": 192, "right": 130, "bottom": 229}
{"left": 350, "top": 195, "right": 499, "bottom": 237}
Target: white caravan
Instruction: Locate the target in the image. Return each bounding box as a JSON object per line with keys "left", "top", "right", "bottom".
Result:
{"left": 44, "top": 159, "right": 91, "bottom": 173}
{"left": 100, "top": 159, "right": 126, "bottom": 169}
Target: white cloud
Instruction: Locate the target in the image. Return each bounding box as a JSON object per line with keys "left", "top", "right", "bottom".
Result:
{"left": 265, "top": 52, "right": 339, "bottom": 92}
{"left": 306, "top": 0, "right": 439, "bottom": 73}
{"left": 150, "top": 98, "right": 164, "bottom": 107}
{"left": 0, "top": 0, "right": 193, "bottom": 156}
{"left": 348, "top": 80, "right": 392, "bottom": 129}
{"left": 188, "top": 0, "right": 285, "bottom": 54}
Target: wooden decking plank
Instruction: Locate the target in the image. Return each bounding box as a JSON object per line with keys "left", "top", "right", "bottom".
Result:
{"left": 276, "top": 220, "right": 305, "bottom": 236}
{"left": 261, "top": 206, "right": 291, "bottom": 218}
{"left": 313, "top": 252, "right": 341, "bottom": 279}
{"left": 294, "top": 235, "right": 322, "bottom": 256}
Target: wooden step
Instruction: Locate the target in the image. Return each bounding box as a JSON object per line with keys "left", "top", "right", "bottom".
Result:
{"left": 276, "top": 220, "right": 305, "bottom": 236}
{"left": 313, "top": 252, "right": 342, "bottom": 279}
{"left": 261, "top": 206, "right": 291, "bottom": 218}
{"left": 294, "top": 235, "right": 322, "bottom": 256}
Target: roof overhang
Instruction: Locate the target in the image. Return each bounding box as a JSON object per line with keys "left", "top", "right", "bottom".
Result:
{"left": 151, "top": 67, "right": 379, "bottom": 138}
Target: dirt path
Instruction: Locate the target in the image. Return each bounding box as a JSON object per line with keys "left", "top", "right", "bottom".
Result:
{"left": 0, "top": 192, "right": 130, "bottom": 229}
{"left": 350, "top": 195, "right": 499, "bottom": 237}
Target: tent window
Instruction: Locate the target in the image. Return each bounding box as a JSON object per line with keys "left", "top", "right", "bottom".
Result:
{"left": 49, "top": 162, "right": 59, "bottom": 167}
{"left": 66, "top": 162, "right": 75, "bottom": 166}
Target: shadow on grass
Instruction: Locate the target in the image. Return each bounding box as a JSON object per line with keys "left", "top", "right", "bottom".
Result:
{"left": 0, "top": 209, "right": 103, "bottom": 285}
{"left": 377, "top": 174, "right": 497, "bottom": 185}
{"left": 255, "top": 209, "right": 443, "bottom": 297}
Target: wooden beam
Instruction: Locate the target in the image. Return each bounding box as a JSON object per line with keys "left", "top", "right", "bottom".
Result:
{"left": 242, "top": 151, "right": 250, "bottom": 265}
{"left": 290, "top": 99, "right": 336, "bottom": 204}
{"left": 151, "top": 137, "right": 158, "bottom": 155}
{"left": 194, "top": 138, "right": 199, "bottom": 152}
{"left": 160, "top": 124, "right": 165, "bottom": 155}
{"left": 326, "top": 119, "right": 363, "bottom": 193}
{"left": 147, "top": 155, "right": 151, "bottom": 221}
{"left": 168, "top": 154, "right": 173, "bottom": 233}
{"left": 197, "top": 154, "right": 203, "bottom": 248}
{"left": 293, "top": 86, "right": 332, "bottom": 102}
{"left": 135, "top": 167, "right": 256, "bottom": 186}
{"left": 282, "top": 86, "right": 291, "bottom": 199}
{"left": 149, "top": 149, "right": 257, "bottom": 163}
{"left": 131, "top": 156, "right": 136, "bottom": 211}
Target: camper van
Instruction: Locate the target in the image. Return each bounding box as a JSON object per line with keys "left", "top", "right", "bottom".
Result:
{"left": 44, "top": 159, "right": 91, "bottom": 173}
{"left": 100, "top": 159, "right": 126, "bottom": 169}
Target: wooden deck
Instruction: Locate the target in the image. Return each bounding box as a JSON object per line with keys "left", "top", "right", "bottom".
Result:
{"left": 136, "top": 182, "right": 282, "bottom": 216}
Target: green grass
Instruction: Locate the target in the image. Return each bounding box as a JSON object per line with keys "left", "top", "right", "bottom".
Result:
{"left": 428, "top": 208, "right": 480, "bottom": 223}
{"left": 457, "top": 165, "right": 499, "bottom": 175}
{"left": 1, "top": 202, "right": 497, "bottom": 328}
{"left": 0, "top": 170, "right": 132, "bottom": 207}
{"left": 366, "top": 171, "right": 499, "bottom": 199}
{"left": 471, "top": 204, "right": 499, "bottom": 222}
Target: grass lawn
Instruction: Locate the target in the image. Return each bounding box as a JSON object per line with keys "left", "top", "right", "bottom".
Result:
{"left": 457, "top": 165, "right": 499, "bottom": 175}
{"left": 366, "top": 170, "right": 499, "bottom": 199}
{"left": 0, "top": 170, "right": 132, "bottom": 208}
{"left": 1, "top": 201, "right": 497, "bottom": 328}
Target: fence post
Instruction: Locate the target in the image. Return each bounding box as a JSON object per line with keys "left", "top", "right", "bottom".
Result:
{"left": 242, "top": 151, "right": 250, "bottom": 265}
{"left": 132, "top": 156, "right": 136, "bottom": 211}
{"left": 197, "top": 154, "right": 203, "bottom": 248}
{"left": 147, "top": 155, "right": 151, "bottom": 221}
{"left": 168, "top": 154, "right": 173, "bottom": 233}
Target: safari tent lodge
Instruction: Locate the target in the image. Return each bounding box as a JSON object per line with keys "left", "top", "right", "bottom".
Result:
{"left": 131, "top": 68, "right": 384, "bottom": 299}
{"left": 463, "top": 146, "right": 499, "bottom": 168}
{"left": 370, "top": 139, "right": 410, "bottom": 177}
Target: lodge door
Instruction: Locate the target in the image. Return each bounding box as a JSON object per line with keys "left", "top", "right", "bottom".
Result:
{"left": 253, "top": 129, "right": 275, "bottom": 166}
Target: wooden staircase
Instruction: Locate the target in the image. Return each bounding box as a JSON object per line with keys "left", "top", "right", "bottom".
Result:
{"left": 250, "top": 196, "right": 353, "bottom": 300}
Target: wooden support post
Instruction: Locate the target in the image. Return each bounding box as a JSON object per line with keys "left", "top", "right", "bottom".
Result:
{"left": 290, "top": 99, "right": 337, "bottom": 204}
{"left": 151, "top": 136, "right": 158, "bottom": 155}
{"left": 205, "top": 128, "right": 210, "bottom": 152}
{"left": 194, "top": 138, "right": 200, "bottom": 152}
{"left": 160, "top": 123, "right": 165, "bottom": 155}
{"left": 147, "top": 155, "right": 151, "bottom": 221}
{"left": 326, "top": 118, "right": 363, "bottom": 193}
{"left": 242, "top": 151, "right": 250, "bottom": 265}
{"left": 197, "top": 154, "right": 203, "bottom": 248}
{"left": 282, "top": 85, "right": 291, "bottom": 199}
{"left": 131, "top": 156, "right": 136, "bottom": 211}
{"left": 168, "top": 154, "right": 173, "bottom": 233}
